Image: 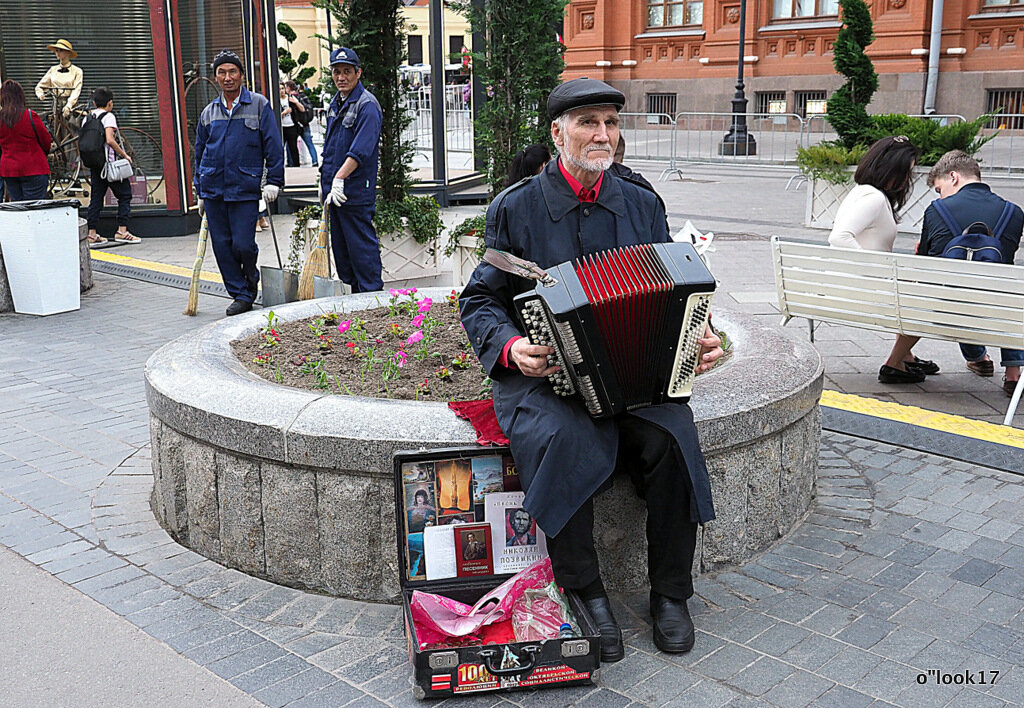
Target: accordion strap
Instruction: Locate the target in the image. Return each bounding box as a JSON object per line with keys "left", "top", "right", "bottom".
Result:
{"left": 482, "top": 248, "right": 558, "bottom": 287}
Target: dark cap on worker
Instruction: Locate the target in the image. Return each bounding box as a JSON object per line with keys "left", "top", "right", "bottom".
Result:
{"left": 329, "top": 47, "right": 361, "bottom": 68}
{"left": 547, "top": 77, "right": 625, "bottom": 121}
{"left": 212, "top": 48, "right": 244, "bottom": 73}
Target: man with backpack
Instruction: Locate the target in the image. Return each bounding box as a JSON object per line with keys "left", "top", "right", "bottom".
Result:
{"left": 285, "top": 80, "right": 317, "bottom": 167}
{"left": 80, "top": 87, "right": 137, "bottom": 245}
{"left": 918, "top": 150, "right": 1024, "bottom": 396}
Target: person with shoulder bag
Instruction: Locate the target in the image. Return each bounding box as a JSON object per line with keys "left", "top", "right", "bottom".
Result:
{"left": 83, "top": 87, "right": 138, "bottom": 245}
{"left": 286, "top": 80, "right": 318, "bottom": 167}
{"left": 0, "top": 79, "right": 51, "bottom": 201}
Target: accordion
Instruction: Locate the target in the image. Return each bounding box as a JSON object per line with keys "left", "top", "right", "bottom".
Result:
{"left": 513, "top": 242, "right": 715, "bottom": 418}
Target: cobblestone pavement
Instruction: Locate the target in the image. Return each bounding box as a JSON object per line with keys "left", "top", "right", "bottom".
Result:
{"left": 2, "top": 272, "right": 1023, "bottom": 707}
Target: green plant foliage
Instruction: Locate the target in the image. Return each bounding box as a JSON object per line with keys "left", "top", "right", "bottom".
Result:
{"left": 827, "top": 0, "right": 878, "bottom": 149}
{"left": 277, "top": 22, "right": 318, "bottom": 88}
{"left": 866, "top": 114, "right": 998, "bottom": 165}
{"left": 796, "top": 142, "right": 867, "bottom": 184}
{"left": 277, "top": 22, "right": 298, "bottom": 45}
{"left": 444, "top": 214, "right": 486, "bottom": 257}
{"left": 373, "top": 196, "right": 445, "bottom": 252}
{"left": 287, "top": 204, "right": 323, "bottom": 274}
{"left": 315, "top": 0, "right": 414, "bottom": 204}
{"left": 454, "top": 0, "right": 567, "bottom": 197}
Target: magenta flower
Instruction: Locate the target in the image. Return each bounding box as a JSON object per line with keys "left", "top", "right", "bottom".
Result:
{"left": 388, "top": 288, "right": 400, "bottom": 298}
{"left": 406, "top": 330, "right": 424, "bottom": 347}
{"left": 394, "top": 350, "right": 408, "bottom": 368}
{"left": 418, "top": 298, "right": 433, "bottom": 314}
{"left": 410, "top": 314, "right": 425, "bottom": 328}
{"left": 337, "top": 320, "right": 351, "bottom": 334}
{"left": 409, "top": 287, "right": 418, "bottom": 294}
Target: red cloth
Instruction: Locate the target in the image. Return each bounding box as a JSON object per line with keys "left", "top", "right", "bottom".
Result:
{"left": 448, "top": 399, "right": 509, "bottom": 446}
{"left": 499, "top": 335, "right": 522, "bottom": 369}
{"left": 558, "top": 158, "right": 603, "bottom": 202}
{"left": 0, "top": 111, "right": 52, "bottom": 177}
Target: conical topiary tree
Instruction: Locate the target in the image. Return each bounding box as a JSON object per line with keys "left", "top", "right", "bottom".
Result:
{"left": 827, "top": 0, "right": 878, "bottom": 149}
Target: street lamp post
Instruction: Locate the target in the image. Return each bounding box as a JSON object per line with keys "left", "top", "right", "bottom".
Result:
{"left": 719, "top": 0, "right": 756, "bottom": 156}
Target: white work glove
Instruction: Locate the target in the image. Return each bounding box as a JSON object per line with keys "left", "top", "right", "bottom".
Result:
{"left": 262, "top": 184, "right": 280, "bottom": 203}
{"left": 325, "top": 177, "right": 347, "bottom": 206}
{"left": 197, "top": 198, "right": 205, "bottom": 216}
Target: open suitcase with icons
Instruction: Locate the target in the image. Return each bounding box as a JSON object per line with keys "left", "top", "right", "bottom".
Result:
{"left": 394, "top": 446, "right": 602, "bottom": 700}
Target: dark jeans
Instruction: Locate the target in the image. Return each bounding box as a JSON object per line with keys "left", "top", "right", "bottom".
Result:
{"left": 545, "top": 415, "right": 699, "bottom": 601}
{"left": 4, "top": 174, "right": 48, "bottom": 201}
{"left": 283, "top": 125, "right": 301, "bottom": 167}
{"left": 960, "top": 344, "right": 1024, "bottom": 368}
{"left": 87, "top": 167, "right": 132, "bottom": 229}
{"left": 300, "top": 125, "right": 318, "bottom": 166}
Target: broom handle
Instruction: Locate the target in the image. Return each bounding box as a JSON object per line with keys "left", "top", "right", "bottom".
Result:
{"left": 266, "top": 206, "right": 283, "bottom": 269}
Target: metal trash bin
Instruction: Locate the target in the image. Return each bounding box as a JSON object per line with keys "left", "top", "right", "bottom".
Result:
{"left": 0, "top": 199, "right": 81, "bottom": 315}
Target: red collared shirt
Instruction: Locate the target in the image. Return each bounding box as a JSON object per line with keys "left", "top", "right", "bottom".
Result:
{"left": 499, "top": 160, "right": 606, "bottom": 368}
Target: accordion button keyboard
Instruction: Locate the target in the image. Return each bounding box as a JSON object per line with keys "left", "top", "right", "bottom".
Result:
{"left": 519, "top": 300, "right": 576, "bottom": 397}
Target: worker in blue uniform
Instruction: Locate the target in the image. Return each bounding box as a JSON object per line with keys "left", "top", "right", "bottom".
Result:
{"left": 194, "top": 49, "right": 285, "bottom": 316}
{"left": 321, "top": 47, "right": 384, "bottom": 293}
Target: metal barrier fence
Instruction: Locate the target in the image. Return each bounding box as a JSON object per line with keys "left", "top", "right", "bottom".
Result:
{"left": 402, "top": 86, "right": 474, "bottom": 156}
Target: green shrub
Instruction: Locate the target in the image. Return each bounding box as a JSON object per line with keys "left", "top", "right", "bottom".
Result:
{"left": 374, "top": 196, "right": 445, "bottom": 253}
{"left": 444, "top": 214, "right": 486, "bottom": 257}
{"left": 796, "top": 142, "right": 866, "bottom": 184}
{"left": 827, "top": 0, "right": 877, "bottom": 149}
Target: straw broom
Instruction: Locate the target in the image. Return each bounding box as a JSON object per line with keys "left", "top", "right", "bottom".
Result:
{"left": 183, "top": 214, "right": 209, "bottom": 316}
{"left": 297, "top": 203, "right": 329, "bottom": 300}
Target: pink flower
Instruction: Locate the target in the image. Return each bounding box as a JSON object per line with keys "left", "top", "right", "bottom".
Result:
{"left": 418, "top": 298, "right": 433, "bottom": 314}
{"left": 410, "top": 314, "right": 425, "bottom": 328}
{"left": 388, "top": 288, "right": 400, "bottom": 297}
{"left": 406, "top": 330, "right": 424, "bottom": 347}
{"left": 337, "top": 320, "right": 351, "bottom": 334}
{"left": 394, "top": 351, "right": 408, "bottom": 368}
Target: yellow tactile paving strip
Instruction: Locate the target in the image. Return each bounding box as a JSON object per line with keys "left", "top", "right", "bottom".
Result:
{"left": 90, "top": 250, "right": 223, "bottom": 284}
{"left": 821, "top": 389, "right": 1024, "bottom": 450}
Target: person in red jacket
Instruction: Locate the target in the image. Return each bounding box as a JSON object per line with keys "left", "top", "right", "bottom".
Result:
{"left": 0, "top": 79, "right": 51, "bottom": 201}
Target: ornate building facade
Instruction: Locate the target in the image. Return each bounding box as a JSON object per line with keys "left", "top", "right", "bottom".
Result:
{"left": 563, "top": 0, "right": 1024, "bottom": 119}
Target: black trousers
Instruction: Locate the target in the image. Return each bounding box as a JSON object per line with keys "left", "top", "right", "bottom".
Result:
{"left": 545, "top": 415, "right": 699, "bottom": 601}
{"left": 87, "top": 167, "right": 132, "bottom": 229}
{"left": 283, "top": 125, "right": 301, "bottom": 167}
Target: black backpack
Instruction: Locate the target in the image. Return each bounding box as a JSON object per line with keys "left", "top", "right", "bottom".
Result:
{"left": 931, "top": 197, "right": 1013, "bottom": 263}
{"left": 293, "top": 92, "right": 314, "bottom": 128}
{"left": 78, "top": 112, "right": 107, "bottom": 169}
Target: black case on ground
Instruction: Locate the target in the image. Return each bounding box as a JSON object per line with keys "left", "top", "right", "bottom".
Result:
{"left": 394, "top": 446, "right": 601, "bottom": 700}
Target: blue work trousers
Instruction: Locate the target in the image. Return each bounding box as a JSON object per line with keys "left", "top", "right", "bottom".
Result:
{"left": 328, "top": 202, "right": 383, "bottom": 293}
{"left": 204, "top": 198, "right": 260, "bottom": 303}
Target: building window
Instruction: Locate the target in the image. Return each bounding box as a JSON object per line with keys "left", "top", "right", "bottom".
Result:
{"left": 646, "top": 93, "right": 677, "bottom": 123}
{"left": 407, "top": 35, "right": 423, "bottom": 65}
{"left": 449, "top": 35, "right": 464, "bottom": 62}
{"left": 796, "top": 90, "right": 828, "bottom": 118}
{"left": 982, "top": 0, "right": 1024, "bottom": 6}
{"left": 756, "top": 91, "right": 787, "bottom": 115}
{"left": 772, "top": 0, "right": 838, "bottom": 19}
{"left": 648, "top": 0, "right": 703, "bottom": 27}
{"left": 987, "top": 89, "right": 1024, "bottom": 129}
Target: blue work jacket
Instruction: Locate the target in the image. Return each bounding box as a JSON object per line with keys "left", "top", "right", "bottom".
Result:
{"left": 459, "top": 160, "right": 716, "bottom": 537}
{"left": 194, "top": 87, "right": 284, "bottom": 202}
{"left": 320, "top": 82, "right": 382, "bottom": 206}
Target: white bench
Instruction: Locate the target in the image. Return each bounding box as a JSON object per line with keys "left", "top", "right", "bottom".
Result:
{"left": 771, "top": 237, "right": 1024, "bottom": 426}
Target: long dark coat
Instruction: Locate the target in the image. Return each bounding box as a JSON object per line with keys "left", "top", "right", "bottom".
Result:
{"left": 459, "top": 160, "right": 716, "bottom": 537}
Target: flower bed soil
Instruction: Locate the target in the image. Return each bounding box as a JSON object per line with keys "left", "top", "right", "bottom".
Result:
{"left": 232, "top": 289, "right": 492, "bottom": 401}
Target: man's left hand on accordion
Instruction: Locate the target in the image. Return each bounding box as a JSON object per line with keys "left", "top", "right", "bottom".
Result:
{"left": 695, "top": 322, "right": 724, "bottom": 374}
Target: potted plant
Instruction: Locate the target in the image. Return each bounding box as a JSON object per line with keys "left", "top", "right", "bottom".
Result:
{"left": 445, "top": 213, "right": 486, "bottom": 287}
{"left": 798, "top": 0, "right": 997, "bottom": 233}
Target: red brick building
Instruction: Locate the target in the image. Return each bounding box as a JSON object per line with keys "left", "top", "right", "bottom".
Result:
{"left": 563, "top": 0, "right": 1024, "bottom": 119}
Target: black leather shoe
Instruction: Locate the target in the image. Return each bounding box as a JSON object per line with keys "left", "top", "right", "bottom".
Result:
{"left": 878, "top": 365, "right": 925, "bottom": 384}
{"left": 650, "top": 592, "right": 695, "bottom": 653}
{"left": 583, "top": 595, "right": 624, "bottom": 663}
{"left": 905, "top": 357, "right": 940, "bottom": 375}
{"left": 226, "top": 299, "right": 253, "bottom": 317}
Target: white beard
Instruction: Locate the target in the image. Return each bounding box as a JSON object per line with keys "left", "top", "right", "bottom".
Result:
{"left": 561, "top": 146, "right": 613, "bottom": 174}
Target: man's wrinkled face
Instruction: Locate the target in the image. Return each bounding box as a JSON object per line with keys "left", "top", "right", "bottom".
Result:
{"left": 511, "top": 510, "right": 531, "bottom": 535}
{"left": 932, "top": 173, "right": 958, "bottom": 198}
{"left": 215, "top": 64, "right": 242, "bottom": 95}
{"left": 332, "top": 64, "right": 361, "bottom": 94}
{"left": 553, "top": 105, "right": 620, "bottom": 173}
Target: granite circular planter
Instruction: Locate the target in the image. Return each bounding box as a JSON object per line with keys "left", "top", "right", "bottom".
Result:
{"left": 146, "top": 287, "right": 823, "bottom": 601}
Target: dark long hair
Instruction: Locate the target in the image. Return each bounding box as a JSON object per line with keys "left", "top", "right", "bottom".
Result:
{"left": 854, "top": 136, "right": 919, "bottom": 216}
{"left": 506, "top": 143, "right": 551, "bottom": 187}
{"left": 0, "top": 80, "right": 27, "bottom": 130}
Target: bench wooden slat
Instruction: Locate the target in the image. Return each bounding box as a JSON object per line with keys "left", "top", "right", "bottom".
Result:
{"left": 897, "top": 281, "right": 1024, "bottom": 310}
{"left": 901, "top": 321, "right": 1024, "bottom": 349}
{"left": 777, "top": 241, "right": 895, "bottom": 266}
{"left": 780, "top": 268, "right": 894, "bottom": 294}
{"left": 785, "top": 292, "right": 899, "bottom": 317}
{"left": 783, "top": 280, "right": 898, "bottom": 306}
{"left": 780, "top": 253, "right": 894, "bottom": 279}
{"left": 780, "top": 302, "right": 902, "bottom": 330}
{"left": 894, "top": 251, "right": 1024, "bottom": 279}
{"left": 897, "top": 267, "right": 1024, "bottom": 296}
{"left": 899, "top": 306, "right": 1024, "bottom": 338}
{"left": 898, "top": 294, "right": 1024, "bottom": 325}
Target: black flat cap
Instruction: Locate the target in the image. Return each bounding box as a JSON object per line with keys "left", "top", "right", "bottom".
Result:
{"left": 547, "top": 78, "right": 625, "bottom": 121}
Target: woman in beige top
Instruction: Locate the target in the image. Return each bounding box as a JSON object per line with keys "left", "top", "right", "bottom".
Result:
{"left": 828, "top": 136, "right": 937, "bottom": 384}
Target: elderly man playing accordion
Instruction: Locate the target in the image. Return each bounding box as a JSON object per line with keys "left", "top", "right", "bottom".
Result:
{"left": 460, "top": 78, "right": 723, "bottom": 662}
